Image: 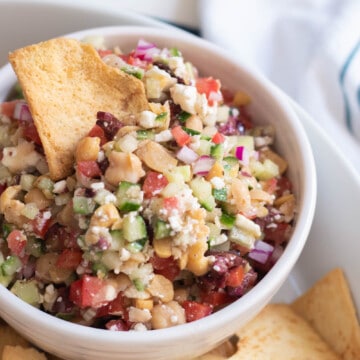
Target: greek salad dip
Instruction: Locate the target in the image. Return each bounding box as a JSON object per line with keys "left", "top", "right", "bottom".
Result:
{"left": 0, "top": 38, "right": 296, "bottom": 331}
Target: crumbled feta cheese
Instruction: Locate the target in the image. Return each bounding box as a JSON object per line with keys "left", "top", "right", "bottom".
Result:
{"left": 128, "top": 307, "right": 152, "bottom": 323}
{"left": 154, "top": 129, "right": 173, "bottom": 142}
{"left": 210, "top": 176, "right": 225, "bottom": 190}
{"left": 132, "top": 323, "right": 148, "bottom": 331}
{"left": 170, "top": 84, "right": 198, "bottom": 114}
{"left": 138, "top": 110, "right": 157, "bottom": 129}
{"left": 53, "top": 180, "right": 67, "bottom": 194}
{"left": 145, "top": 66, "right": 177, "bottom": 99}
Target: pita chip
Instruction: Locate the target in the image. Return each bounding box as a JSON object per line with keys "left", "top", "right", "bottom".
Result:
{"left": 291, "top": 268, "right": 360, "bottom": 360}
{"left": 9, "top": 37, "right": 148, "bottom": 180}
{"left": 2, "top": 345, "right": 47, "bottom": 360}
{"left": 233, "top": 304, "right": 340, "bottom": 359}
{"left": 0, "top": 325, "right": 30, "bottom": 355}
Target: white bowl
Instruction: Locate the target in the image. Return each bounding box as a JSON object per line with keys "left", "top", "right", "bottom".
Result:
{"left": 0, "top": 26, "right": 316, "bottom": 360}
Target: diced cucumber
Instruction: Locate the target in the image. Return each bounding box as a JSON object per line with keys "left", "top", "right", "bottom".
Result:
{"left": 11, "top": 279, "right": 40, "bottom": 307}
{"left": 36, "top": 176, "right": 54, "bottom": 199}
{"left": 0, "top": 273, "right": 12, "bottom": 287}
{"left": 155, "top": 112, "right": 168, "bottom": 123}
{"left": 122, "top": 214, "right": 147, "bottom": 242}
{"left": 183, "top": 127, "right": 200, "bottom": 136}
{"left": 133, "top": 278, "right": 145, "bottom": 292}
{"left": 73, "top": 196, "right": 95, "bottom": 215}
{"left": 190, "top": 177, "right": 216, "bottom": 211}
{"left": 20, "top": 174, "right": 36, "bottom": 192}
{"left": 207, "top": 222, "right": 221, "bottom": 243}
{"left": 229, "top": 135, "right": 254, "bottom": 153}
{"left": 177, "top": 111, "right": 191, "bottom": 124}
{"left": 25, "top": 236, "right": 43, "bottom": 257}
{"left": 165, "top": 165, "right": 191, "bottom": 184}
{"left": 121, "top": 66, "right": 144, "bottom": 79}
{"left": 154, "top": 219, "right": 171, "bottom": 239}
{"left": 109, "top": 230, "right": 125, "bottom": 251}
{"left": 250, "top": 159, "right": 279, "bottom": 180}
{"left": 223, "top": 156, "right": 240, "bottom": 177}
{"left": 220, "top": 212, "right": 236, "bottom": 229}
{"left": 196, "top": 139, "right": 212, "bottom": 156}
{"left": 92, "top": 262, "right": 108, "bottom": 277}
{"left": 136, "top": 129, "right": 155, "bottom": 140}
{"left": 223, "top": 156, "right": 239, "bottom": 166}
{"left": 21, "top": 203, "right": 39, "bottom": 220}
{"left": 116, "top": 181, "right": 142, "bottom": 212}
{"left": 210, "top": 143, "right": 224, "bottom": 160}
{"left": 1, "top": 255, "right": 22, "bottom": 276}
{"left": 212, "top": 187, "right": 227, "bottom": 202}
{"left": 228, "top": 227, "right": 255, "bottom": 250}
{"left": 2, "top": 223, "right": 15, "bottom": 239}
{"left": 126, "top": 238, "right": 147, "bottom": 253}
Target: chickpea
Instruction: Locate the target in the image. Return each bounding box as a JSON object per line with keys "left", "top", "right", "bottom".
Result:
{"left": 24, "top": 188, "right": 52, "bottom": 210}
{"left": 75, "top": 136, "right": 100, "bottom": 162}
{"left": 105, "top": 151, "right": 145, "bottom": 186}
{"left": 147, "top": 274, "right": 174, "bottom": 303}
{"left": 35, "top": 253, "right": 72, "bottom": 284}
{"left": 151, "top": 301, "right": 185, "bottom": 329}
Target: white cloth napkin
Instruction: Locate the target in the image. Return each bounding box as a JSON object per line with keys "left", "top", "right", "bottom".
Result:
{"left": 199, "top": 0, "right": 360, "bottom": 172}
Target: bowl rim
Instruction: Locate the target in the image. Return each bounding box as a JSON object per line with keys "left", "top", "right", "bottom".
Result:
{"left": 0, "top": 25, "right": 317, "bottom": 345}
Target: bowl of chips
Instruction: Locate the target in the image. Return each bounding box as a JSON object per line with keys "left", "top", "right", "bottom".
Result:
{"left": 0, "top": 26, "right": 316, "bottom": 360}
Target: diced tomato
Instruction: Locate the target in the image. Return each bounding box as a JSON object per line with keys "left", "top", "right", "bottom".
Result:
{"left": 275, "top": 176, "right": 292, "bottom": 197}
{"left": 56, "top": 249, "right": 82, "bottom": 269}
{"left": 77, "top": 161, "right": 101, "bottom": 178}
{"left": 0, "top": 100, "right": 18, "bottom": 118}
{"left": 21, "top": 121, "right": 42, "bottom": 145}
{"left": 171, "top": 125, "right": 191, "bottom": 147}
{"left": 119, "top": 52, "right": 147, "bottom": 68}
{"left": 225, "top": 266, "right": 245, "bottom": 287}
{"left": 96, "top": 292, "right": 127, "bottom": 318}
{"left": 264, "top": 222, "right": 292, "bottom": 246}
{"left": 142, "top": 171, "right": 169, "bottom": 198}
{"left": 262, "top": 177, "right": 278, "bottom": 195}
{"left": 7, "top": 229, "right": 27, "bottom": 256}
{"left": 201, "top": 291, "right": 233, "bottom": 308}
{"left": 69, "top": 275, "right": 110, "bottom": 308}
{"left": 98, "top": 49, "right": 113, "bottom": 58}
{"left": 88, "top": 124, "right": 107, "bottom": 145}
{"left": 105, "top": 319, "right": 129, "bottom": 331}
{"left": 182, "top": 300, "right": 212, "bottom": 322}
{"left": 150, "top": 255, "right": 180, "bottom": 281}
{"left": 196, "top": 77, "right": 222, "bottom": 106}
{"left": 32, "top": 211, "right": 52, "bottom": 238}
{"left": 163, "top": 196, "right": 179, "bottom": 213}
{"left": 211, "top": 132, "right": 225, "bottom": 144}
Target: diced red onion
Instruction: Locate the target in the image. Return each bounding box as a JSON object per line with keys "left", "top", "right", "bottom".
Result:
{"left": 176, "top": 145, "right": 199, "bottom": 164}
{"left": 134, "top": 39, "right": 160, "bottom": 61}
{"left": 192, "top": 155, "right": 215, "bottom": 175}
{"left": 269, "top": 245, "right": 284, "bottom": 265}
{"left": 248, "top": 240, "right": 274, "bottom": 264}
{"left": 235, "top": 146, "right": 244, "bottom": 160}
{"left": 235, "top": 146, "right": 249, "bottom": 165}
{"left": 13, "top": 102, "right": 33, "bottom": 122}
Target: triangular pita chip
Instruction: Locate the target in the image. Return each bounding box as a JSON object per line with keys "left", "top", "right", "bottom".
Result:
{"left": 233, "top": 304, "right": 340, "bottom": 359}
{"left": 0, "top": 325, "right": 30, "bottom": 355}
{"left": 291, "top": 268, "right": 360, "bottom": 360}
{"left": 9, "top": 38, "right": 148, "bottom": 180}
{"left": 2, "top": 345, "right": 47, "bottom": 360}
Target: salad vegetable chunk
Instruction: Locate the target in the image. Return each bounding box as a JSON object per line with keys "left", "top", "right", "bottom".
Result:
{"left": 0, "top": 38, "right": 296, "bottom": 330}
